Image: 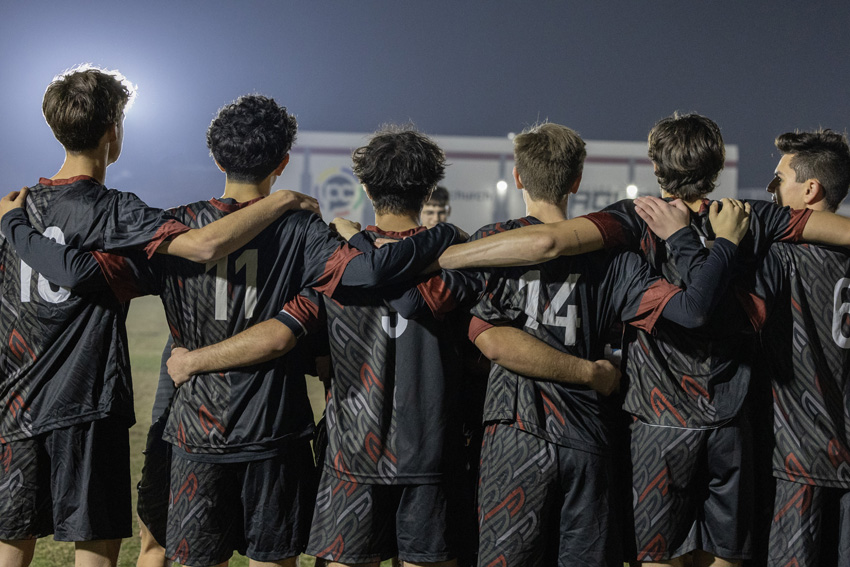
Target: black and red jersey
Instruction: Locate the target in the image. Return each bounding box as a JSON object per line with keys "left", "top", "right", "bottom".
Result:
{"left": 0, "top": 176, "right": 187, "bottom": 440}
{"left": 583, "top": 199, "right": 811, "bottom": 428}
{"left": 279, "top": 225, "right": 471, "bottom": 484}
{"left": 469, "top": 217, "right": 693, "bottom": 453}
{"left": 751, "top": 242, "right": 850, "bottom": 488}
{"left": 3, "top": 194, "right": 460, "bottom": 461}
{"left": 137, "top": 199, "right": 363, "bottom": 461}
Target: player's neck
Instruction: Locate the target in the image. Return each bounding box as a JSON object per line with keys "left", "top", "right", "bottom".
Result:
{"left": 525, "top": 201, "right": 567, "bottom": 224}
{"left": 660, "top": 190, "right": 705, "bottom": 212}
{"left": 221, "top": 179, "right": 268, "bottom": 203}
{"left": 52, "top": 151, "right": 108, "bottom": 184}
{"left": 374, "top": 210, "right": 421, "bottom": 232}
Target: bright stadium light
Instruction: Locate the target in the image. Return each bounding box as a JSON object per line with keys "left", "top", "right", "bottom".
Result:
{"left": 626, "top": 184, "right": 639, "bottom": 199}
{"left": 496, "top": 180, "right": 508, "bottom": 194}
{"left": 507, "top": 132, "right": 516, "bottom": 141}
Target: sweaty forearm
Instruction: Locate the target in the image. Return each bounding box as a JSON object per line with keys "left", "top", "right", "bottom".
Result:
{"left": 435, "top": 217, "right": 604, "bottom": 270}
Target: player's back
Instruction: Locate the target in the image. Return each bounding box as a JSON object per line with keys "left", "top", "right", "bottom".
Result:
{"left": 0, "top": 176, "right": 178, "bottom": 441}
{"left": 755, "top": 241, "right": 850, "bottom": 486}
{"left": 321, "top": 226, "right": 462, "bottom": 484}
{"left": 154, "top": 198, "right": 352, "bottom": 458}
{"left": 472, "top": 217, "right": 655, "bottom": 453}
{"left": 588, "top": 198, "right": 810, "bottom": 427}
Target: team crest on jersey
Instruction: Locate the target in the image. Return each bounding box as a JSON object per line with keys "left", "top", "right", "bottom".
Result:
{"left": 315, "top": 167, "right": 364, "bottom": 220}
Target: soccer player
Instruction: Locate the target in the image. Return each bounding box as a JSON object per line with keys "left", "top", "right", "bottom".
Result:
{"left": 0, "top": 66, "right": 319, "bottom": 567}
{"left": 752, "top": 130, "right": 850, "bottom": 566}
{"left": 464, "top": 122, "right": 753, "bottom": 567}
{"left": 1, "top": 99, "right": 463, "bottom": 567}
{"left": 168, "top": 122, "right": 750, "bottom": 567}
{"left": 425, "top": 113, "right": 850, "bottom": 567}
{"left": 421, "top": 185, "right": 451, "bottom": 229}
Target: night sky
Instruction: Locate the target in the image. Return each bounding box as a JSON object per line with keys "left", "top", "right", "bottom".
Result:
{"left": 1, "top": 1, "right": 848, "bottom": 208}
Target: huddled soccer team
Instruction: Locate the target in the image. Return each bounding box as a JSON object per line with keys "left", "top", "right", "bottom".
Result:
{"left": 0, "top": 65, "right": 848, "bottom": 567}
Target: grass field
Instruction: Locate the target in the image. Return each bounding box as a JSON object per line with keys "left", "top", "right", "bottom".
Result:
{"left": 29, "top": 295, "right": 339, "bottom": 567}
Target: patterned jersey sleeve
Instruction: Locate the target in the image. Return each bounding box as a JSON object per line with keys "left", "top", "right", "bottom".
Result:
{"left": 581, "top": 198, "right": 644, "bottom": 249}
{"left": 744, "top": 200, "right": 812, "bottom": 244}
{"left": 102, "top": 190, "right": 190, "bottom": 257}
{"left": 273, "top": 288, "right": 325, "bottom": 339}
{"left": 0, "top": 209, "right": 106, "bottom": 293}
{"left": 334, "top": 223, "right": 459, "bottom": 287}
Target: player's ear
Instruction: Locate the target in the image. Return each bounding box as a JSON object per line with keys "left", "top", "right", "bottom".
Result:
{"left": 102, "top": 123, "right": 118, "bottom": 143}
{"left": 274, "top": 154, "right": 290, "bottom": 176}
{"left": 513, "top": 166, "right": 524, "bottom": 189}
{"left": 805, "top": 178, "right": 825, "bottom": 206}
{"left": 569, "top": 173, "right": 583, "bottom": 194}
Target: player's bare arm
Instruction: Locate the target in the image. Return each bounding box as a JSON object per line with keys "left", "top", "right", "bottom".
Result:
{"left": 801, "top": 209, "right": 850, "bottom": 247}
{"left": 167, "top": 318, "right": 298, "bottom": 386}
{"left": 432, "top": 216, "right": 604, "bottom": 271}
{"left": 474, "top": 326, "right": 621, "bottom": 396}
{"left": 157, "top": 189, "right": 320, "bottom": 262}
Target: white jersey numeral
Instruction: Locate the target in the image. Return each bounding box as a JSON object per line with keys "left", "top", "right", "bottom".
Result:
{"left": 833, "top": 277, "right": 850, "bottom": 349}
{"left": 205, "top": 249, "right": 258, "bottom": 321}
{"left": 518, "top": 270, "right": 580, "bottom": 346}
{"left": 20, "top": 226, "right": 71, "bottom": 304}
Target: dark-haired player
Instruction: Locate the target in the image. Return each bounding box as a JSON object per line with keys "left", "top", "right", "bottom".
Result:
{"left": 751, "top": 130, "right": 850, "bottom": 567}
{"left": 168, "top": 121, "right": 750, "bottom": 567}
{"left": 0, "top": 66, "right": 321, "bottom": 567}
{"left": 1, "top": 97, "right": 461, "bottom": 567}
{"left": 421, "top": 185, "right": 451, "bottom": 229}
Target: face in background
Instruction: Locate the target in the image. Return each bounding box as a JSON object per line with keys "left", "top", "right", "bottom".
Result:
{"left": 767, "top": 154, "right": 808, "bottom": 210}
{"left": 420, "top": 203, "right": 450, "bottom": 228}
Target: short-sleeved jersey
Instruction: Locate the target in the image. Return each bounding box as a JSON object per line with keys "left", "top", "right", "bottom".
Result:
{"left": 121, "top": 198, "right": 362, "bottom": 461}
{"left": 583, "top": 199, "right": 811, "bottom": 428}
{"left": 0, "top": 176, "right": 187, "bottom": 440}
{"left": 470, "top": 217, "right": 678, "bottom": 453}
{"left": 751, "top": 242, "right": 850, "bottom": 488}
{"left": 281, "top": 226, "right": 470, "bottom": 484}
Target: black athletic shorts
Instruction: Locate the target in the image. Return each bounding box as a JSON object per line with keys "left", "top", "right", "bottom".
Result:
{"left": 630, "top": 416, "right": 753, "bottom": 562}
{"left": 477, "top": 423, "right": 619, "bottom": 567}
{"left": 768, "top": 479, "right": 850, "bottom": 567}
{"left": 0, "top": 417, "right": 131, "bottom": 541}
{"left": 306, "top": 469, "right": 453, "bottom": 564}
{"left": 136, "top": 417, "right": 171, "bottom": 547}
{"left": 166, "top": 441, "right": 317, "bottom": 566}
